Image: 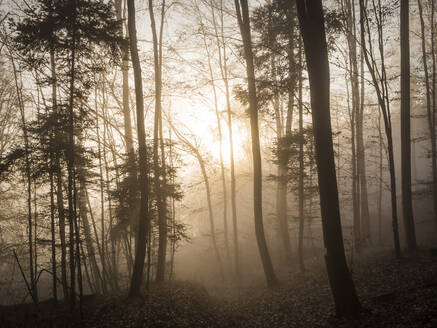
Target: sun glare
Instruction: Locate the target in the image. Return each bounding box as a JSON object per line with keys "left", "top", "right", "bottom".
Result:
{"left": 209, "top": 125, "right": 247, "bottom": 165}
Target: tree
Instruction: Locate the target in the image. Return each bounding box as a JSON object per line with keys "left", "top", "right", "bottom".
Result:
{"left": 251, "top": 0, "right": 295, "bottom": 265}
{"left": 127, "top": 0, "right": 150, "bottom": 298}
{"left": 208, "top": 0, "right": 240, "bottom": 279}
{"left": 235, "top": 0, "right": 278, "bottom": 288}
{"left": 194, "top": 0, "right": 231, "bottom": 268}
{"left": 11, "top": 55, "right": 38, "bottom": 304}
{"left": 417, "top": 0, "right": 437, "bottom": 233}
{"left": 341, "top": 0, "right": 361, "bottom": 250}
{"left": 297, "top": 38, "right": 305, "bottom": 271}
{"left": 296, "top": 0, "right": 360, "bottom": 317}
{"left": 169, "top": 118, "right": 225, "bottom": 280}
{"left": 11, "top": 0, "right": 122, "bottom": 309}
{"left": 149, "top": 0, "right": 168, "bottom": 284}
{"left": 400, "top": 0, "right": 417, "bottom": 250}
{"left": 359, "top": 0, "right": 401, "bottom": 257}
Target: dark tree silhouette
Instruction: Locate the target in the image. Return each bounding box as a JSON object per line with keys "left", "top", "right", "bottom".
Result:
{"left": 400, "top": 0, "right": 417, "bottom": 251}
{"left": 296, "top": 0, "right": 361, "bottom": 317}
{"left": 235, "top": 0, "right": 279, "bottom": 288}
{"left": 127, "top": 0, "right": 150, "bottom": 298}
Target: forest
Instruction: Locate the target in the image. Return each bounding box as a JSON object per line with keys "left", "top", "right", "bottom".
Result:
{"left": 0, "top": 0, "right": 436, "bottom": 327}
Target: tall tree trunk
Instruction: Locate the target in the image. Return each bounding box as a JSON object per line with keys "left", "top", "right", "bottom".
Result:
{"left": 107, "top": 126, "right": 123, "bottom": 275}
{"left": 80, "top": 242, "right": 95, "bottom": 294}
{"left": 378, "top": 110, "right": 383, "bottom": 245}
{"left": 348, "top": 75, "right": 361, "bottom": 251}
{"left": 285, "top": 0, "right": 297, "bottom": 266}
{"left": 95, "top": 94, "right": 108, "bottom": 294}
{"left": 49, "top": 48, "right": 69, "bottom": 301}
{"left": 48, "top": 47, "right": 58, "bottom": 303}
{"left": 358, "top": 12, "right": 370, "bottom": 243}
{"left": 115, "top": 0, "right": 138, "bottom": 275}
{"left": 115, "top": 0, "right": 134, "bottom": 154}
{"left": 296, "top": 0, "right": 361, "bottom": 317}
{"left": 235, "top": 0, "right": 278, "bottom": 288}
{"left": 269, "top": 14, "right": 292, "bottom": 264}
{"left": 210, "top": 0, "right": 240, "bottom": 279}
{"left": 149, "top": 0, "right": 167, "bottom": 283}
{"left": 11, "top": 56, "right": 37, "bottom": 303}
{"left": 73, "top": 170, "right": 83, "bottom": 317}
{"left": 127, "top": 0, "right": 149, "bottom": 298}
{"left": 198, "top": 153, "right": 225, "bottom": 281}
{"left": 359, "top": 0, "right": 401, "bottom": 258}
{"left": 101, "top": 86, "right": 120, "bottom": 291}
{"left": 33, "top": 179, "right": 38, "bottom": 293}
{"left": 78, "top": 167, "right": 103, "bottom": 293}
{"left": 198, "top": 11, "right": 231, "bottom": 267}
{"left": 297, "top": 37, "right": 305, "bottom": 272}
{"left": 56, "top": 157, "right": 69, "bottom": 300}
{"left": 418, "top": 0, "right": 437, "bottom": 231}
{"left": 431, "top": 0, "right": 437, "bottom": 230}
{"left": 400, "top": 0, "right": 417, "bottom": 251}
{"left": 85, "top": 187, "right": 107, "bottom": 290}
{"left": 169, "top": 125, "right": 176, "bottom": 280}
{"left": 66, "top": 0, "right": 78, "bottom": 309}
{"left": 49, "top": 157, "right": 58, "bottom": 302}
{"left": 344, "top": 0, "right": 361, "bottom": 251}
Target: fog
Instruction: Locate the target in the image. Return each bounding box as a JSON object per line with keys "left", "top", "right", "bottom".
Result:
{"left": 0, "top": 0, "right": 436, "bottom": 326}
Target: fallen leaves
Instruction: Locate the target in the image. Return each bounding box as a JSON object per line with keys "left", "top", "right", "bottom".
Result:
{"left": 2, "top": 249, "right": 437, "bottom": 327}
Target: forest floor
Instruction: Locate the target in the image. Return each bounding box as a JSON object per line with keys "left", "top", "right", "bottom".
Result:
{"left": 1, "top": 247, "right": 437, "bottom": 327}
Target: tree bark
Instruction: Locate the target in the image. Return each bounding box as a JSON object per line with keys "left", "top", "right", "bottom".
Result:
{"left": 359, "top": 0, "right": 401, "bottom": 257}
{"left": 431, "top": 0, "right": 437, "bottom": 231}
{"left": 358, "top": 9, "right": 370, "bottom": 243}
{"left": 344, "top": 0, "right": 361, "bottom": 251}
{"left": 296, "top": 0, "right": 361, "bottom": 317}
{"left": 400, "top": 0, "right": 417, "bottom": 251}
{"left": 378, "top": 110, "right": 383, "bottom": 245}
{"left": 418, "top": 0, "right": 437, "bottom": 232}
{"left": 95, "top": 96, "right": 108, "bottom": 293}
{"left": 210, "top": 0, "right": 240, "bottom": 280}
{"left": 50, "top": 45, "right": 68, "bottom": 298}
{"left": 235, "top": 0, "right": 278, "bottom": 288}
{"left": 115, "top": 0, "right": 134, "bottom": 154}
{"left": 128, "top": 0, "right": 150, "bottom": 298}
{"left": 11, "top": 56, "right": 38, "bottom": 303}
{"left": 297, "top": 37, "right": 305, "bottom": 272}
{"left": 49, "top": 156, "right": 58, "bottom": 302}
{"left": 66, "top": 0, "right": 78, "bottom": 309}
{"left": 78, "top": 174, "right": 103, "bottom": 293}
{"left": 149, "top": 0, "right": 168, "bottom": 283}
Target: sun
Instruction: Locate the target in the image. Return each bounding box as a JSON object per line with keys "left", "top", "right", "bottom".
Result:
{"left": 209, "top": 121, "right": 248, "bottom": 165}
{"left": 169, "top": 95, "right": 248, "bottom": 166}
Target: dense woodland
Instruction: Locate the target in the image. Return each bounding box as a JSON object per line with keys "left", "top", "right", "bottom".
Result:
{"left": 0, "top": 0, "right": 437, "bottom": 326}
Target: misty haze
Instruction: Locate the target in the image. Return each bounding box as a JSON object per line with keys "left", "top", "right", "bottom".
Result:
{"left": 0, "top": 0, "right": 436, "bottom": 327}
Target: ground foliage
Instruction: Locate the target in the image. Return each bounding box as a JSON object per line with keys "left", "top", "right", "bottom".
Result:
{"left": 1, "top": 248, "right": 436, "bottom": 327}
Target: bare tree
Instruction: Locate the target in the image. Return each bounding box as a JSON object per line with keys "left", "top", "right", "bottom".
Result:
{"left": 417, "top": 0, "right": 437, "bottom": 232}
{"left": 296, "top": 0, "right": 361, "bottom": 317}
{"left": 11, "top": 55, "right": 38, "bottom": 304}
{"left": 169, "top": 118, "right": 225, "bottom": 280}
{"left": 235, "top": 0, "right": 278, "bottom": 288}
{"left": 127, "top": 0, "right": 150, "bottom": 298}
{"left": 208, "top": 0, "right": 240, "bottom": 279}
{"left": 359, "top": 0, "right": 401, "bottom": 257}
{"left": 149, "top": 0, "right": 168, "bottom": 283}
{"left": 195, "top": 1, "right": 231, "bottom": 268}
{"left": 400, "top": 0, "right": 417, "bottom": 250}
